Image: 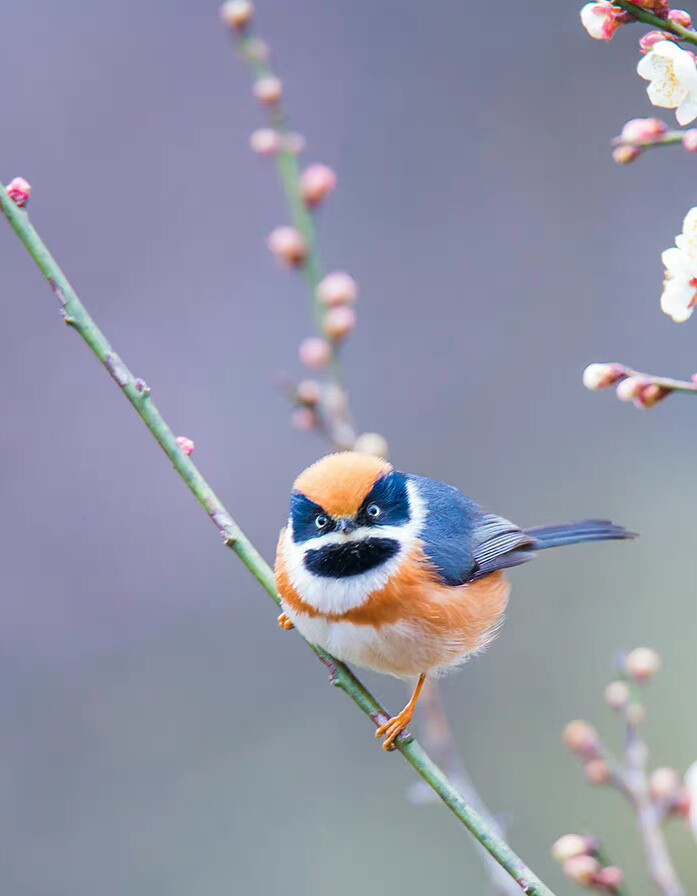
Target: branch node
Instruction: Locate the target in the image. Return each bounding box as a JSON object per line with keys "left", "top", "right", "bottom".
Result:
{"left": 47, "top": 276, "right": 67, "bottom": 306}
{"left": 134, "top": 377, "right": 151, "bottom": 395}
{"left": 104, "top": 352, "right": 132, "bottom": 387}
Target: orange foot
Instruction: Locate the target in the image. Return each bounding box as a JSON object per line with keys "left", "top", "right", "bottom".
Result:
{"left": 375, "top": 708, "right": 415, "bottom": 751}
{"left": 277, "top": 612, "right": 294, "bottom": 630}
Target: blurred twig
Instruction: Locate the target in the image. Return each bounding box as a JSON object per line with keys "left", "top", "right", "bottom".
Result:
{"left": 0, "top": 180, "right": 558, "bottom": 896}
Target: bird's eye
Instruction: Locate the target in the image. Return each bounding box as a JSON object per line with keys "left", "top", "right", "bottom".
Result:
{"left": 315, "top": 513, "right": 329, "bottom": 529}
{"left": 366, "top": 503, "right": 381, "bottom": 519}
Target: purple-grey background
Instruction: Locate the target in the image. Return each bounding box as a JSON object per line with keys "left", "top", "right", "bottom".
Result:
{"left": 1, "top": 2, "right": 696, "bottom": 893}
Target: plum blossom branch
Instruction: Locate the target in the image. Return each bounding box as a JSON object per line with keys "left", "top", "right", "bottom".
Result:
{"left": 612, "top": 0, "right": 697, "bottom": 43}
{"left": 557, "top": 650, "right": 687, "bottom": 896}
{"left": 0, "top": 176, "right": 559, "bottom": 896}
{"left": 583, "top": 361, "right": 697, "bottom": 408}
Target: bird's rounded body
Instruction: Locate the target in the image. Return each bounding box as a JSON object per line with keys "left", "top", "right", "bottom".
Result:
{"left": 274, "top": 452, "right": 633, "bottom": 746}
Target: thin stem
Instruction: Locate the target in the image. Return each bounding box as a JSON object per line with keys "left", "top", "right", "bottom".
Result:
{"left": 597, "top": 363, "right": 697, "bottom": 396}
{"left": 0, "top": 181, "right": 557, "bottom": 896}
{"left": 612, "top": 0, "right": 697, "bottom": 45}
{"left": 613, "top": 131, "right": 685, "bottom": 150}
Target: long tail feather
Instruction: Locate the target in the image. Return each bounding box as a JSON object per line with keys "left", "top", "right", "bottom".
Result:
{"left": 524, "top": 519, "right": 636, "bottom": 550}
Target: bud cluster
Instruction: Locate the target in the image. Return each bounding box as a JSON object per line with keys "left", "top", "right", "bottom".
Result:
{"left": 552, "top": 835, "right": 624, "bottom": 892}
{"left": 583, "top": 363, "right": 673, "bottom": 409}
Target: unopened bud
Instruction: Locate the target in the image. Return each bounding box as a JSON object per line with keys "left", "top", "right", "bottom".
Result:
{"left": 620, "top": 117, "right": 668, "bottom": 143}
{"left": 580, "top": 1, "right": 624, "bottom": 40}
{"left": 267, "top": 226, "right": 307, "bottom": 267}
{"left": 253, "top": 75, "right": 283, "bottom": 105}
{"left": 296, "top": 379, "right": 322, "bottom": 407}
{"left": 625, "top": 646, "right": 661, "bottom": 682}
{"left": 650, "top": 767, "right": 683, "bottom": 802}
{"left": 300, "top": 163, "right": 337, "bottom": 207}
{"left": 563, "top": 720, "right": 600, "bottom": 758}
{"left": 299, "top": 337, "right": 332, "bottom": 370}
{"left": 354, "top": 432, "right": 390, "bottom": 459}
{"left": 220, "top": 0, "right": 254, "bottom": 29}
{"left": 250, "top": 128, "right": 281, "bottom": 157}
{"left": 596, "top": 866, "right": 624, "bottom": 892}
{"left": 605, "top": 680, "right": 630, "bottom": 710}
{"left": 322, "top": 305, "right": 356, "bottom": 342}
{"left": 612, "top": 144, "right": 642, "bottom": 164}
{"left": 316, "top": 271, "right": 359, "bottom": 307}
{"left": 583, "top": 362, "right": 625, "bottom": 391}
{"left": 562, "top": 854, "right": 601, "bottom": 887}
{"left": 635, "top": 382, "right": 670, "bottom": 408}
{"left": 668, "top": 8, "right": 692, "bottom": 26}
{"left": 640, "top": 29, "right": 675, "bottom": 51}
{"left": 175, "top": 436, "right": 195, "bottom": 456}
{"left": 551, "top": 834, "right": 592, "bottom": 862}
{"left": 616, "top": 376, "right": 645, "bottom": 402}
{"left": 291, "top": 407, "right": 317, "bottom": 432}
{"left": 683, "top": 129, "right": 697, "bottom": 152}
{"left": 585, "top": 759, "right": 613, "bottom": 785}
{"left": 6, "top": 177, "right": 31, "bottom": 208}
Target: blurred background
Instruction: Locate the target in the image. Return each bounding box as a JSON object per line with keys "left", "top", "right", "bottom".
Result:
{"left": 1, "top": 2, "right": 696, "bottom": 893}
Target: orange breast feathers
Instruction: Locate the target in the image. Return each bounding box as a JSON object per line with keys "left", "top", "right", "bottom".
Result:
{"left": 274, "top": 532, "right": 511, "bottom": 658}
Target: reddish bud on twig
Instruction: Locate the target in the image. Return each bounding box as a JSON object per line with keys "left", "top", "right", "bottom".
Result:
{"left": 585, "top": 759, "right": 613, "bottom": 785}
{"left": 220, "top": 0, "right": 254, "bottom": 29}
{"left": 296, "top": 379, "right": 322, "bottom": 407}
{"left": 6, "top": 177, "right": 31, "bottom": 208}
{"left": 267, "top": 226, "right": 307, "bottom": 267}
{"left": 176, "top": 436, "right": 195, "bottom": 456}
{"left": 582, "top": 363, "right": 625, "bottom": 391}
{"left": 668, "top": 8, "right": 692, "bottom": 27}
{"left": 317, "top": 271, "right": 359, "bottom": 307}
{"left": 562, "top": 855, "right": 601, "bottom": 887}
{"left": 253, "top": 75, "right": 283, "bottom": 105}
{"left": 605, "top": 680, "right": 630, "bottom": 710}
{"left": 354, "top": 432, "right": 389, "bottom": 459}
{"left": 563, "top": 720, "right": 601, "bottom": 758}
{"left": 612, "top": 144, "right": 642, "bottom": 164}
{"left": 650, "top": 767, "right": 683, "bottom": 802}
{"left": 300, "top": 164, "right": 337, "bottom": 207}
{"left": 596, "top": 866, "right": 625, "bottom": 893}
{"left": 250, "top": 128, "right": 281, "bottom": 156}
{"left": 682, "top": 129, "right": 697, "bottom": 151}
{"left": 322, "top": 306, "right": 356, "bottom": 342}
{"left": 624, "top": 646, "right": 661, "bottom": 682}
{"left": 620, "top": 117, "right": 668, "bottom": 143}
{"left": 639, "top": 29, "right": 676, "bottom": 52}
{"left": 616, "top": 376, "right": 645, "bottom": 403}
{"left": 299, "top": 337, "right": 332, "bottom": 369}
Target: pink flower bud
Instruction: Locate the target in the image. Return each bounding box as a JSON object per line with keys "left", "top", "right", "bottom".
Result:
{"left": 249, "top": 128, "right": 281, "bottom": 157}
{"left": 562, "top": 855, "right": 601, "bottom": 887}
{"left": 624, "top": 646, "right": 661, "bottom": 682}
{"left": 267, "top": 226, "right": 307, "bottom": 267}
{"left": 650, "top": 767, "right": 683, "bottom": 802}
{"left": 620, "top": 117, "right": 668, "bottom": 143}
{"left": 563, "top": 720, "right": 601, "bottom": 758}
{"left": 582, "top": 362, "right": 625, "bottom": 390}
{"left": 296, "top": 378, "right": 322, "bottom": 407}
{"left": 322, "top": 305, "right": 356, "bottom": 342}
{"left": 668, "top": 8, "right": 692, "bottom": 26}
{"left": 282, "top": 132, "right": 306, "bottom": 155}
{"left": 616, "top": 376, "right": 645, "bottom": 402}
{"left": 299, "top": 337, "right": 332, "bottom": 369}
{"left": 604, "top": 680, "right": 630, "bottom": 710}
{"left": 220, "top": 0, "right": 254, "bottom": 29}
{"left": 354, "top": 432, "right": 389, "bottom": 459}
{"left": 612, "top": 144, "right": 642, "bottom": 164}
{"left": 635, "top": 383, "right": 670, "bottom": 408}
{"left": 683, "top": 129, "right": 697, "bottom": 152}
{"left": 253, "top": 75, "right": 283, "bottom": 106}
{"left": 176, "top": 436, "right": 195, "bottom": 456}
{"left": 596, "top": 866, "right": 624, "bottom": 893}
{"left": 291, "top": 407, "right": 317, "bottom": 432}
{"left": 300, "top": 164, "right": 337, "bottom": 207}
{"left": 551, "top": 834, "right": 593, "bottom": 862}
{"left": 580, "top": 2, "right": 624, "bottom": 40}
{"left": 316, "top": 271, "right": 359, "bottom": 307}
{"left": 585, "top": 759, "right": 612, "bottom": 785}
{"left": 633, "top": 0, "right": 670, "bottom": 15}
{"left": 639, "top": 29, "right": 676, "bottom": 51}
{"left": 6, "top": 177, "right": 31, "bottom": 208}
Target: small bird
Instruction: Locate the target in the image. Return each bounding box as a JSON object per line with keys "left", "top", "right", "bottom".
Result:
{"left": 275, "top": 452, "right": 635, "bottom": 751}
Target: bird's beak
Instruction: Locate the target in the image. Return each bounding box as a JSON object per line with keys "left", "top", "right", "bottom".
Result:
{"left": 336, "top": 518, "right": 357, "bottom": 534}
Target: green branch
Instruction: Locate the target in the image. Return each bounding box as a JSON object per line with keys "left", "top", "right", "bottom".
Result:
{"left": 0, "top": 180, "right": 557, "bottom": 896}
{"left": 613, "top": 0, "right": 697, "bottom": 45}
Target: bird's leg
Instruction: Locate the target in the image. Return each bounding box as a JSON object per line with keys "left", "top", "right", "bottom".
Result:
{"left": 376, "top": 673, "right": 427, "bottom": 751}
{"left": 277, "top": 612, "right": 294, "bottom": 630}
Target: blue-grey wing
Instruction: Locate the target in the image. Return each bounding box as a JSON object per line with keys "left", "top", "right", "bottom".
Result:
{"left": 407, "top": 474, "right": 535, "bottom": 586}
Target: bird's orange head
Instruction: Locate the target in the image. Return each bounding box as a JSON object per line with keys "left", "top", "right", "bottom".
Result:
{"left": 293, "top": 452, "right": 393, "bottom": 520}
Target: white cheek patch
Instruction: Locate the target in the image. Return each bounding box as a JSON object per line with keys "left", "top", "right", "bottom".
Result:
{"left": 284, "top": 479, "right": 426, "bottom": 615}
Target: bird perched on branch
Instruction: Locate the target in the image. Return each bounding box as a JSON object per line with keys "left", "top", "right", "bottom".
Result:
{"left": 275, "top": 452, "right": 635, "bottom": 751}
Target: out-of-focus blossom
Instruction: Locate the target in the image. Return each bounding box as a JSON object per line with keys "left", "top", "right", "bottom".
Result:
{"left": 638, "top": 40, "right": 697, "bottom": 125}
{"left": 250, "top": 128, "right": 281, "bottom": 156}
{"left": 322, "top": 305, "right": 356, "bottom": 342}
{"left": 551, "top": 834, "right": 593, "bottom": 863}
{"left": 316, "top": 272, "right": 359, "bottom": 307}
{"left": 562, "top": 855, "right": 601, "bottom": 887}
{"left": 661, "top": 207, "right": 697, "bottom": 322}
{"left": 300, "top": 164, "right": 337, "bottom": 207}
{"left": 354, "top": 432, "right": 389, "bottom": 459}
{"left": 291, "top": 407, "right": 317, "bottom": 432}
{"left": 563, "top": 720, "right": 601, "bottom": 758}
{"left": 299, "top": 337, "right": 332, "bottom": 369}
{"left": 580, "top": 1, "right": 625, "bottom": 40}
{"left": 267, "top": 226, "right": 307, "bottom": 267}
{"left": 596, "top": 866, "right": 624, "bottom": 893}
{"left": 620, "top": 116, "right": 668, "bottom": 142}
{"left": 682, "top": 128, "right": 697, "bottom": 151}
{"left": 612, "top": 144, "right": 641, "bottom": 164}
{"left": 604, "top": 680, "right": 630, "bottom": 709}
{"left": 624, "top": 646, "right": 661, "bottom": 681}
{"left": 253, "top": 75, "right": 283, "bottom": 105}
{"left": 220, "top": 0, "right": 254, "bottom": 29}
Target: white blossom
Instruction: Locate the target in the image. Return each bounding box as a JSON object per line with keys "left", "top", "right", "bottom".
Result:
{"left": 660, "top": 208, "right": 697, "bottom": 322}
{"left": 637, "top": 41, "right": 697, "bottom": 125}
